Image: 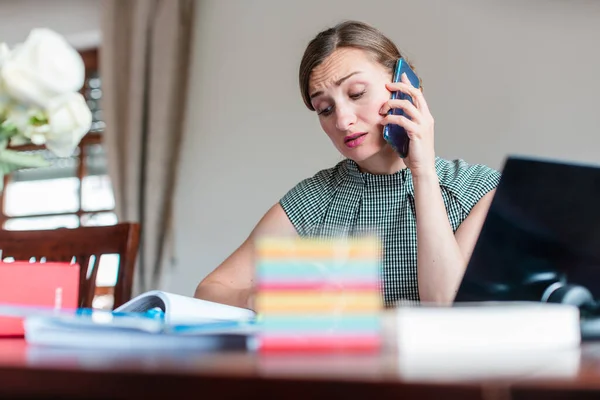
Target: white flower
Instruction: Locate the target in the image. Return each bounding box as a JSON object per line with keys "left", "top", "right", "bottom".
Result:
{"left": 44, "top": 92, "right": 92, "bottom": 157}
{"left": 8, "top": 134, "right": 30, "bottom": 147}
{"left": 1, "top": 105, "right": 47, "bottom": 144}
{"left": 0, "top": 28, "right": 85, "bottom": 108}
{"left": 2, "top": 105, "right": 31, "bottom": 132}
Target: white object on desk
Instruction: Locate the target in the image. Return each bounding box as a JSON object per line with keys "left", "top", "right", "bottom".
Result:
{"left": 24, "top": 316, "right": 250, "bottom": 351}
{"left": 386, "top": 301, "right": 581, "bottom": 354}
{"left": 115, "top": 290, "right": 256, "bottom": 324}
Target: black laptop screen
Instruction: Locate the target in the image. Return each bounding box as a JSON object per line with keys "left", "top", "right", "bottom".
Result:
{"left": 455, "top": 156, "right": 600, "bottom": 303}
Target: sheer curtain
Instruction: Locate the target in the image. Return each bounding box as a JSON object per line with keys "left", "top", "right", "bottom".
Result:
{"left": 100, "top": 0, "right": 195, "bottom": 294}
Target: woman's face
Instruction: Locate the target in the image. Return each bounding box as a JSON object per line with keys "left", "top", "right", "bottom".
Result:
{"left": 308, "top": 47, "right": 392, "bottom": 163}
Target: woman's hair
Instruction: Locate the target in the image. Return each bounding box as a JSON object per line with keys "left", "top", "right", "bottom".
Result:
{"left": 299, "top": 20, "right": 419, "bottom": 111}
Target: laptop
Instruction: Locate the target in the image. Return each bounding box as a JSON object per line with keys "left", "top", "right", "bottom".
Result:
{"left": 454, "top": 155, "right": 600, "bottom": 339}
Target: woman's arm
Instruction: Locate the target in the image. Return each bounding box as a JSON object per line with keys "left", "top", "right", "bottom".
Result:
{"left": 380, "top": 73, "right": 496, "bottom": 304}
{"left": 194, "top": 203, "right": 297, "bottom": 309}
{"left": 412, "top": 170, "right": 495, "bottom": 303}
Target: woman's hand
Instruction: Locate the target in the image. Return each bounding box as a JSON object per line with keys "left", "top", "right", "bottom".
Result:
{"left": 379, "top": 72, "right": 436, "bottom": 177}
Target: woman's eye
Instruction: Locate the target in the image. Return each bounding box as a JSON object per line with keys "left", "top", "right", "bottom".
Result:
{"left": 317, "top": 105, "right": 333, "bottom": 116}
{"left": 349, "top": 90, "right": 366, "bottom": 100}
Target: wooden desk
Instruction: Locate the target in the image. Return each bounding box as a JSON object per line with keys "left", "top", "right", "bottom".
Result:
{"left": 1, "top": 339, "right": 600, "bottom": 399}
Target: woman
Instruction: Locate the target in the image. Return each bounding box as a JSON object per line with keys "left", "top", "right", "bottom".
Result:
{"left": 194, "top": 20, "right": 500, "bottom": 309}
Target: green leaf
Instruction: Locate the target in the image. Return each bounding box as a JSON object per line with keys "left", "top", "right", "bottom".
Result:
{"left": 0, "top": 161, "right": 22, "bottom": 178}
{"left": 0, "top": 149, "right": 49, "bottom": 168}
{"left": 0, "top": 122, "right": 17, "bottom": 140}
{"left": 29, "top": 113, "right": 48, "bottom": 126}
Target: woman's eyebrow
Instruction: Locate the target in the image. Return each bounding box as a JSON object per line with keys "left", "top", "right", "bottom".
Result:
{"left": 309, "top": 71, "right": 363, "bottom": 100}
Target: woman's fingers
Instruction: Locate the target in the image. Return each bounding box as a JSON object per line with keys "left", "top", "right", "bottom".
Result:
{"left": 379, "top": 98, "right": 421, "bottom": 123}
{"left": 381, "top": 114, "right": 420, "bottom": 138}
{"left": 386, "top": 73, "right": 430, "bottom": 114}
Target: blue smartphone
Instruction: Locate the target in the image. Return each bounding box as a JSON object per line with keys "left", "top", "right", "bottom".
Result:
{"left": 382, "top": 58, "right": 420, "bottom": 158}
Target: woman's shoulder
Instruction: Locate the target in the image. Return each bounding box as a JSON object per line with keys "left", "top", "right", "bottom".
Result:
{"left": 279, "top": 159, "right": 353, "bottom": 235}
{"left": 434, "top": 157, "right": 502, "bottom": 214}
{"left": 435, "top": 157, "right": 501, "bottom": 186}
{"left": 285, "top": 159, "right": 353, "bottom": 194}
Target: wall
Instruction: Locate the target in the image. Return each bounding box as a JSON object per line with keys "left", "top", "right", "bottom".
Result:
{"left": 170, "top": 0, "right": 600, "bottom": 294}
{"left": 0, "top": 0, "right": 100, "bottom": 49}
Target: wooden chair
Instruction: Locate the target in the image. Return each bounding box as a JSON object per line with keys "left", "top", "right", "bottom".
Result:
{"left": 0, "top": 222, "right": 140, "bottom": 309}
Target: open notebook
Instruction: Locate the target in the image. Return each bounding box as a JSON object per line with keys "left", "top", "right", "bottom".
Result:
{"left": 114, "top": 290, "right": 256, "bottom": 324}
{"left": 21, "top": 290, "right": 257, "bottom": 350}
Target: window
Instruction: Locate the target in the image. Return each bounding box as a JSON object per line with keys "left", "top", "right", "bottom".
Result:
{"left": 0, "top": 48, "right": 119, "bottom": 307}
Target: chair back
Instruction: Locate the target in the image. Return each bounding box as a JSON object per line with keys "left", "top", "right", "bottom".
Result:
{"left": 0, "top": 222, "right": 140, "bottom": 309}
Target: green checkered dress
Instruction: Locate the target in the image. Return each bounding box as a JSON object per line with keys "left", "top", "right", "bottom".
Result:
{"left": 279, "top": 157, "right": 501, "bottom": 306}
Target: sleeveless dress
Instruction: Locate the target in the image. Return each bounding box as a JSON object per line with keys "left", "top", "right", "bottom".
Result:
{"left": 279, "top": 157, "right": 501, "bottom": 306}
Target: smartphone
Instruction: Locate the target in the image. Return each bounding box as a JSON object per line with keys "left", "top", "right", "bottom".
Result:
{"left": 382, "top": 58, "right": 420, "bottom": 158}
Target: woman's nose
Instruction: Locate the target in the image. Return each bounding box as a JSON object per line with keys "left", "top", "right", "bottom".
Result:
{"left": 335, "top": 105, "right": 357, "bottom": 131}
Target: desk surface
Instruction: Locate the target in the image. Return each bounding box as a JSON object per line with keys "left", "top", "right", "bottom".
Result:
{"left": 1, "top": 339, "right": 600, "bottom": 399}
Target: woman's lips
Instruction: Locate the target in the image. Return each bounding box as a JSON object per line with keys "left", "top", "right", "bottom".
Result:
{"left": 344, "top": 132, "right": 368, "bottom": 148}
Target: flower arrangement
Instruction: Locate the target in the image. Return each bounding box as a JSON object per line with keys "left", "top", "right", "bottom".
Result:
{"left": 0, "top": 28, "right": 92, "bottom": 189}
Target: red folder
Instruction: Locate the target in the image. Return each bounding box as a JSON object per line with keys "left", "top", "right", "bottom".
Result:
{"left": 0, "top": 261, "right": 80, "bottom": 337}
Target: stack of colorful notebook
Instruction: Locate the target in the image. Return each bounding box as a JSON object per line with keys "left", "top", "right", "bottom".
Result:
{"left": 253, "top": 235, "right": 383, "bottom": 353}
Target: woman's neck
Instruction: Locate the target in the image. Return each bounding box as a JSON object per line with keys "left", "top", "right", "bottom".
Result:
{"left": 355, "top": 145, "right": 407, "bottom": 175}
